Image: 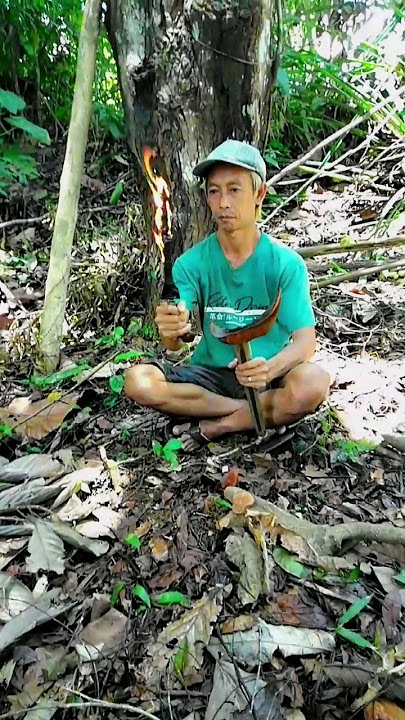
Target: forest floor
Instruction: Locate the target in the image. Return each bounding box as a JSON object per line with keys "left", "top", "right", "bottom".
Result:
{"left": 0, "top": 136, "right": 404, "bottom": 720}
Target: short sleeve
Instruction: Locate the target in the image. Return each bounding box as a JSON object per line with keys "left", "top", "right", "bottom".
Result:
{"left": 172, "top": 257, "right": 200, "bottom": 312}
{"left": 277, "top": 255, "right": 315, "bottom": 332}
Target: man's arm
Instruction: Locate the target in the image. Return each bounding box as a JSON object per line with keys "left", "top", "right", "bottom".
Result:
{"left": 265, "top": 327, "right": 316, "bottom": 382}
{"left": 232, "top": 327, "right": 316, "bottom": 389}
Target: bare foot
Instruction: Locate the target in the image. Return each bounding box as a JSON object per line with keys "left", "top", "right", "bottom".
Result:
{"left": 173, "top": 419, "right": 226, "bottom": 452}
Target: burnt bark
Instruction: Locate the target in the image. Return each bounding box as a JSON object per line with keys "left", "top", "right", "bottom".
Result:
{"left": 106, "top": 0, "right": 274, "bottom": 307}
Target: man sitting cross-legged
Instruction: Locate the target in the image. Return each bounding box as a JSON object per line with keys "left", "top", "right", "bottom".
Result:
{"left": 125, "top": 139, "right": 331, "bottom": 449}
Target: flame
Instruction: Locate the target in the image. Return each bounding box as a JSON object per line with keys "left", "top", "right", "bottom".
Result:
{"left": 143, "top": 147, "right": 172, "bottom": 260}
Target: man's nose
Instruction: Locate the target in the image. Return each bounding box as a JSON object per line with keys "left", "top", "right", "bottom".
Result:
{"left": 219, "top": 192, "right": 230, "bottom": 209}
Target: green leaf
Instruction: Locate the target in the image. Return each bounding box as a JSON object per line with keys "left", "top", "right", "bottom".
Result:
{"left": 164, "top": 438, "right": 183, "bottom": 452}
{"left": 152, "top": 440, "right": 163, "bottom": 457}
{"left": 109, "top": 375, "right": 124, "bottom": 394}
{"left": 395, "top": 568, "right": 405, "bottom": 585}
{"left": 277, "top": 67, "right": 290, "bottom": 96}
{"left": 110, "top": 180, "right": 123, "bottom": 205}
{"left": 0, "top": 424, "right": 13, "bottom": 438}
{"left": 173, "top": 641, "right": 188, "bottom": 677}
{"left": 344, "top": 567, "right": 361, "bottom": 584}
{"left": 273, "top": 547, "right": 308, "bottom": 579}
{"left": 163, "top": 449, "right": 180, "bottom": 468}
{"left": 5, "top": 116, "right": 51, "bottom": 145}
{"left": 110, "top": 581, "right": 126, "bottom": 606}
{"left": 114, "top": 350, "right": 143, "bottom": 362}
{"left": 336, "top": 625, "right": 374, "bottom": 650}
{"left": 339, "top": 596, "right": 371, "bottom": 626}
{"left": 0, "top": 89, "right": 26, "bottom": 114}
{"left": 153, "top": 591, "right": 190, "bottom": 607}
{"left": 133, "top": 584, "right": 151, "bottom": 608}
{"left": 125, "top": 534, "right": 141, "bottom": 552}
{"left": 28, "top": 364, "right": 90, "bottom": 389}
{"left": 103, "top": 395, "right": 118, "bottom": 408}
{"left": 213, "top": 497, "right": 232, "bottom": 510}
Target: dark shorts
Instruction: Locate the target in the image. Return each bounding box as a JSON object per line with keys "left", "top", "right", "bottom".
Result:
{"left": 151, "top": 361, "right": 281, "bottom": 399}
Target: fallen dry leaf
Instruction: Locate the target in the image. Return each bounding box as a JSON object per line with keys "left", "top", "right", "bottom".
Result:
{"left": 135, "top": 520, "right": 151, "bottom": 538}
{"left": 220, "top": 615, "right": 255, "bottom": 634}
{"left": 149, "top": 568, "right": 182, "bottom": 589}
{"left": 364, "top": 699, "right": 405, "bottom": 720}
{"left": 149, "top": 536, "right": 169, "bottom": 563}
{"left": 231, "top": 490, "right": 255, "bottom": 515}
{"left": 266, "top": 592, "right": 330, "bottom": 630}
{"left": 76, "top": 608, "right": 128, "bottom": 661}
{"left": 221, "top": 467, "right": 239, "bottom": 489}
{"left": 0, "top": 394, "right": 78, "bottom": 439}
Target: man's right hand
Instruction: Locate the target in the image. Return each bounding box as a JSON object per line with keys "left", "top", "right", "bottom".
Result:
{"left": 155, "top": 300, "right": 191, "bottom": 341}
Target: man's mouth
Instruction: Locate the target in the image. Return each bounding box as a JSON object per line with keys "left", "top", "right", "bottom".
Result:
{"left": 218, "top": 215, "right": 235, "bottom": 220}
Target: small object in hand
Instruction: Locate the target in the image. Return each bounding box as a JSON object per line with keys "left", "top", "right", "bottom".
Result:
{"left": 221, "top": 466, "right": 239, "bottom": 489}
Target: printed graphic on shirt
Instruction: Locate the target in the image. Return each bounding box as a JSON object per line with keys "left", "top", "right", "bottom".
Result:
{"left": 205, "top": 293, "right": 268, "bottom": 328}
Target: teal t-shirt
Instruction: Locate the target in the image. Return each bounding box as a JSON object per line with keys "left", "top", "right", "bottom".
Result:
{"left": 172, "top": 232, "right": 315, "bottom": 368}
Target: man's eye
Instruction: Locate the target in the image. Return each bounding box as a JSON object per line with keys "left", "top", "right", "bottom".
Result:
{"left": 230, "top": 188, "right": 239, "bottom": 193}
{"left": 208, "top": 188, "right": 218, "bottom": 195}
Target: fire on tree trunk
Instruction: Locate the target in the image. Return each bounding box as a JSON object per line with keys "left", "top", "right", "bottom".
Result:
{"left": 106, "top": 0, "right": 275, "bottom": 312}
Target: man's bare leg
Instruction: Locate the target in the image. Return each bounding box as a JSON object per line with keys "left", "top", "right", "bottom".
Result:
{"left": 124, "top": 364, "right": 244, "bottom": 419}
{"left": 194, "top": 362, "right": 331, "bottom": 440}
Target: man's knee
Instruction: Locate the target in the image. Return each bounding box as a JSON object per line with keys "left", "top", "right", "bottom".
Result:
{"left": 286, "top": 365, "right": 331, "bottom": 414}
{"left": 124, "top": 364, "right": 167, "bottom": 407}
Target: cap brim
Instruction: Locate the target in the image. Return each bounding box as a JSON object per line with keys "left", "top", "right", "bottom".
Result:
{"left": 193, "top": 158, "right": 262, "bottom": 179}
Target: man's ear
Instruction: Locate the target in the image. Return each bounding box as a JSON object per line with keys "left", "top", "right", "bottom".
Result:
{"left": 256, "top": 182, "right": 267, "bottom": 205}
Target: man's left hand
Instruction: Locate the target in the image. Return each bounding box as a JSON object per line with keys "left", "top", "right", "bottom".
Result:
{"left": 229, "top": 357, "right": 269, "bottom": 389}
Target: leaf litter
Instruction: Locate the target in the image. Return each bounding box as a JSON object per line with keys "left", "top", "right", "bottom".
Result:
{"left": 1, "top": 131, "right": 405, "bottom": 719}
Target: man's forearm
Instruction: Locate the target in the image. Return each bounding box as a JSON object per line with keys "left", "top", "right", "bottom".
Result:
{"left": 266, "top": 339, "right": 315, "bottom": 381}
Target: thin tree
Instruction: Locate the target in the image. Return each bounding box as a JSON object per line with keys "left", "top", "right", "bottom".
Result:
{"left": 38, "top": 0, "right": 101, "bottom": 372}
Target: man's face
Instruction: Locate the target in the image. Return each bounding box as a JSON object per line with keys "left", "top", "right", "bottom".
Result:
{"left": 206, "top": 163, "right": 261, "bottom": 232}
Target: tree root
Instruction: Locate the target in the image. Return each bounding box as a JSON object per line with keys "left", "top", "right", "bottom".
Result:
{"left": 224, "top": 487, "right": 405, "bottom": 557}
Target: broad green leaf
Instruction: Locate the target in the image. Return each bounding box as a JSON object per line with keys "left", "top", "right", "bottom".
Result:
{"left": 28, "top": 364, "right": 90, "bottom": 389}
{"left": 110, "top": 581, "right": 126, "bottom": 607}
{"left": 273, "top": 548, "right": 308, "bottom": 579}
{"left": 125, "top": 534, "right": 141, "bottom": 552}
{"left": 277, "top": 68, "right": 290, "bottom": 96}
{"left": 336, "top": 625, "right": 374, "bottom": 650}
{"left": 213, "top": 496, "right": 233, "bottom": 510}
{"left": 110, "top": 180, "right": 123, "bottom": 205}
{"left": 164, "top": 438, "right": 183, "bottom": 452}
{"left": 173, "top": 641, "right": 188, "bottom": 677}
{"left": 103, "top": 395, "right": 117, "bottom": 408}
{"left": 163, "top": 449, "right": 180, "bottom": 468}
{"left": 339, "top": 596, "right": 371, "bottom": 626}
{"left": 114, "top": 350, "right": 143, "bottom": 362}
{"left": 153, "top": 591, "right": 190, "bottom": 607}
{"left": 152, "top": 440, "right": 163, "bottom": 457}
{"left": 395, "top": 568, "right": 405, "bottom": 585}
{"left": 109, "top": 375, "right": 124, "bottom": 394}
{"left": 133, "top": 584, "right": 151, "bottom": 608}
{"left": 344, "top": 567, "right": 361, "bottom": 584}
{"left": 0, "top": 89, "right": 25, "bottom": 114}
{"left": 5, "top": 116, "right": 51, "bottom": 145}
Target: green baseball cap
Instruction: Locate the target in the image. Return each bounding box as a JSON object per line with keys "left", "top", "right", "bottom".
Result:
{"left": 193, "top": 139, "right": 266, "bottom": 182}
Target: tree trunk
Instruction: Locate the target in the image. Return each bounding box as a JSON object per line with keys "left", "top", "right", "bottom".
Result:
{"left": 38, "top": 0, "right": 101, "bottom": 372}
{"left": 106, "top": 0, "right": 275, "bottom": 310}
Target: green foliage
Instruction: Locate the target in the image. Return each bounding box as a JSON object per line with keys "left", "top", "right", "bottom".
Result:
{"left": 0, "top": 423, "right": 13, "bottom": 440}
{"left": 125, "top": 534, "right": 141, "bottom": 552}
{"left": 152, "top": 591, "right": 190, "bottom": 608}
{"left": 110, "top": 581, "right": 126, "bottom": 606}
{"left": 335, "top": 625, "right": 374, "bottom": 650}
{"left": 110, "top": 180, "right": 124, "bottom": 205}
{"left": 338, "top": 596, "right": 371, "bottom": 626}
{"left": 273, "top": 548, "right": 308, "bottom": 579}
{"left": 95, "top": 327, "right": 125, "bottom": 348}
{"left": 152, "top": 438, "right": 182, "bottom": 469}
{"left": 26, "top": 363, "right": 90, "bottom": 389}
{"left": 0, "top": 88, "right": 50, "bottom": 194}
{"left": 334, "top": 438, "right": 376, "bottom": 463}
{"left": 109, "top": 375, "right": 125, "bottom": 394}
{"left": 395, "top": 568, "right": 405, "bottom": 585}
{"left": 133, "top": 584, "right": 151, "bottom": 609}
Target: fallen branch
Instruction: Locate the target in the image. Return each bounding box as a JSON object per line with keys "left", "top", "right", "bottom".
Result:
{"left": 224, "top": 487, "right": 405, "bottom": 557}
{"left": 0, "top": 213, "right": 50, "bottom": 232}
{"left": 267, "top": 87, "right": 405, "bottom": 188}
{"left": 310, "top": 258, "right": 405, "bottom": 289}
{"left": 296, "top": 235, "right": 405, "bottom": 259}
